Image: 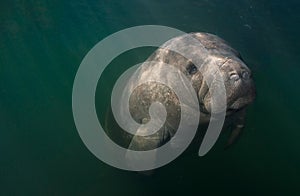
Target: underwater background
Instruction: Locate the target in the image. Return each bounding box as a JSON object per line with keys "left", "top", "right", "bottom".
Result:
{"left": 1, "top": 0, "right": 300, "bottom": 195}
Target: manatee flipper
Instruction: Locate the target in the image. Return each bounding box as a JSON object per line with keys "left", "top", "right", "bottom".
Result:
{"left": 225, "top": 125, "right": 243, "bottom": 148}
{"left": 225, "top": 109, "right": 246, "bottom": 148}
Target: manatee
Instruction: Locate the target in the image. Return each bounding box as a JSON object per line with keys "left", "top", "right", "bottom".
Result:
{"left": 121, "top": 32, "right": 255, "bottom": 152}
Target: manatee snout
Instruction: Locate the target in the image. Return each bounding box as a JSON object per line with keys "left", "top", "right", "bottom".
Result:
{"left": 202, "top": 56, "right": 256, "bottom": 114}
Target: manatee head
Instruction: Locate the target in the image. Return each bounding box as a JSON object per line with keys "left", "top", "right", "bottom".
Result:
{"left": 199, "top": 55, "right": 256, "bottom": 115}
{"left": 185, "top": 33, "right": 256, "bottom": 116}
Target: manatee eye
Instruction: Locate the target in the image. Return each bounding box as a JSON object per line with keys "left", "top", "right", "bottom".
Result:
{"left": 242, "top": 71, "right": 250, "bottom": 79}
{"left": 230, "top": 73, "right": 240, "bottom": 81}
{"left": 187, "top": 63, "right": 197, "bottom": 75}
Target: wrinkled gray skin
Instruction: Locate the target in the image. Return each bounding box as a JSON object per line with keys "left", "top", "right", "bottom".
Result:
{"left": 127, "top": 32, "right": 256, "bottom": 151}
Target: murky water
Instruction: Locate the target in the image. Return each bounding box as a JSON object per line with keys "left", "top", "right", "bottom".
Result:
{"left": 1, "top": 0, "right": 300, "bottom": 195}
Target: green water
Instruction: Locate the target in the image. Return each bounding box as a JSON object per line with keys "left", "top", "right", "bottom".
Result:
{"left": 1, "top": 0, "right": 300, "bottom": 195}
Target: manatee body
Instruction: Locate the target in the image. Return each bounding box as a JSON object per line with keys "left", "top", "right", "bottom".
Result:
{"left": 126, "top": 32, "right": 256, "bottom": 150}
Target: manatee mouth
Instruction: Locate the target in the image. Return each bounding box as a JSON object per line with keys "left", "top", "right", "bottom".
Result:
{"left": 226, "top": 96, "right": 254, "bottom": 115}
{"left": 226, "top": 106, "right": 246, "bottom": 115}
{"left": 201, "top": 103, "right": 243, "bottom": 116}
{"left": 199, "top": 78, "right": 255, "bottom": 116}
{"left": 200, "top": 94, "right": 250, "bottom": 116}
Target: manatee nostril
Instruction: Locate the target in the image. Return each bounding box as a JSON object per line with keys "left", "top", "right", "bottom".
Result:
{"left": 229, "top": 73, "right": 240, "bottom": 81}
{"left": 242, "top": 71, "right": 250, "bottom": 79}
